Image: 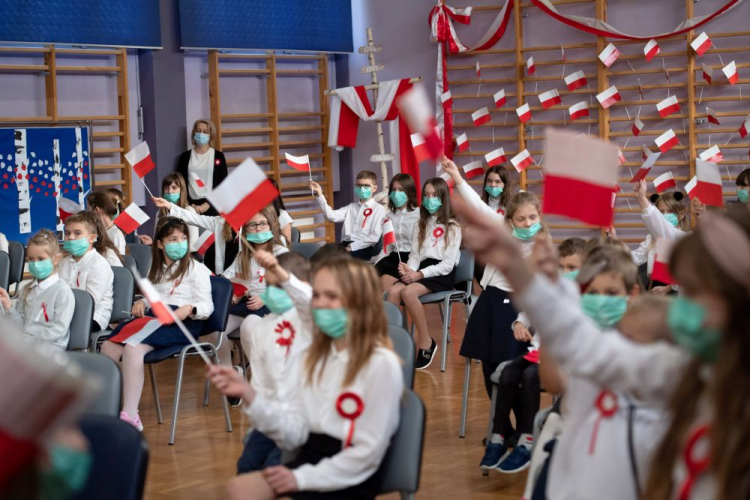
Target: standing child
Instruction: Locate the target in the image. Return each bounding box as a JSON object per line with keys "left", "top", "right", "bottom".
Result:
{"left": 0, "top": 229, "right": 74, "bottom": 349}
{"left": 385, "top": 176, "right": 461, "bottom": 369}
{"left": 140, "top": 173, "right": 200, "bottom": 252}
{"left": 88, "top": 191, "right": 127, "bottom": 255}
{"left": 474, "top": 166, "right": 513, "bottom": 285}
{"left": 101, "top": 217, "right": 214, "bottom": 430}
{"left": 309, "top": 170, "right": 385, "bottom": 260}
{"left": 58, "top": 213, "right": 114, "bottom": 333}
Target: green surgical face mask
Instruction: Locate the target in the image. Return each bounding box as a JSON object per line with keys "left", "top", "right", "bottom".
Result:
{"left": 354, "top": 186, "right": 372, "bottom": 200}
{"left": 563, "top": 269, "right": 580, "bottom": 281}
{"left": 246, "top": 231, "right": 274, "bottom": 244}
{"left": 63, "top": 238, "right": 91, "bottom": 257}
{"left": 163, "top": 192, "right": 180, "bottom": 204}
{"left": 738, "top": 188, "right": 749, "bottom": 204}
{"left": 668, "top": 296, "right": 720, "bottom": 363}
{"left": 165, "top": 240, "right": 189, "bottom": 260}
{"left": 664, "top": 212, "right": 679, "bottom": 227}
{"left": 39, "top": 444, "right": 92, "bottom": 496}
{"left": 422, "top": 196, "right": 443, "bottom": 215}
{"left": 29, "top": 259, "right": 54, "bottom": 280}
{"left": 581, "top": 294, "right": 628, "bottom": 329}
{"left": 389, "top": 191, "right": 408, "bottom": 208}
{"left": 260, "top": 285, "right": 294, "bottom": 315}
{"left": 512, "top": 222, "right": 542, "bottom": 241}
{"left": 312, "top": 307, "right": 348, "bottom": 339}
{"left": 485, "top": 185, "right": 504, "bottom": 199}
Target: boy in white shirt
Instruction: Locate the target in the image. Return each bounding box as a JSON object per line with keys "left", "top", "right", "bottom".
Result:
{"left": 309, "top": 170, "right": 385, "bottom": 261}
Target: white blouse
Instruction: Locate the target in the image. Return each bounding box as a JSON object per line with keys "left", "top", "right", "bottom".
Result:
{"left": 279, "top": 209, "right": 293, "bottom": 229}
{"left": 139, "top": 260, "right": 214, "bottom": 320}
{"left": 222, "top": 244, "right": 289, "bottom": 297}
{"left": 405, "top": 214, "right": 461, "bottom": 278}
{"left": 58, "top": 249, "right": 114, "bottom": 330}
{"left": 106, "top": 225, "right": 126, "bottom": 255}
{"left": 188, "top": 147, "right": 215, "bottom": 199}
{"left": 384, "top": 207, "right": 420, "bottom": 254}
{"left": 316, "top": 197, "right": 385, "bottom": 252}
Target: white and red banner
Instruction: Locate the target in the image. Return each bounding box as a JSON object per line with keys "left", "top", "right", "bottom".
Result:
{"left": 651, "top": 238, "right": 676, "bottom": 285}
{"left": 564, "top": 70, "right": 587, "bottom": 91}
{"left": 440, "top": 90, "right": 453, "bottom": 106}
{"left": 539, "top": 89, "right": 562, "bottom": 109}
{"left": 699, "top": 145, "right": 723, "bottom": 164}
{"left": 706, "top": 107, "right": 720, "bottom": 125}
{"left": 397, "top": 84, "right": 443, "bottom": 161}
{"left": 653, "top": 171, "right": 676, "bottom": 193}
{"left": 630, "top": 164, "right": 652, "bottom": 183}
{"left": 516, "top": 103, "right": 532, "bottom": 123}
{"left": 695, "top": 159, "right": 724, "bottom": 206}
{"left": 108, "top": 317, "right": 163, "bottom": 346}
{"left": 740, "top": 116, "right": 750, "bottom": 138}
{"left": 569, "top": 102, "right": 589, "bottom": 121}
{"left": 543, "top": 128, "right": 619, "bottom": 227}
{"left": 194, "top": 230, "right": 215, "bottom": 257}
{"left": 456, "top": 133, "right": 470, "bottom": 153}
{"left": 494, "top": 88, "right": 507, "bottom": 108}
{"left": 463, "top": 160, "right": 485, "bottom": 179}
{"left": 472, "top": 107, "right": 491, "bottom": 127}
{"left": 485, "top": 147, "right": 507, "bottom": 167}
{"left": 703, "top": 64, "right": 714, "bottom": 84}
{"left": 598, "top": 43, "right": 621, "bottom": 67}
{"left": 511, "top": 149, "right": 534, "bottom": 172}
{"left": 113, "top": 203, "right": 150, "bottom": 235}
{"left": 596, "top": 86, "right": 621, "bottom": 109}
{"left": 657, "top": 95, "right": 681, "bottom": 118}
{"left": 722, "top": 60, "right": 739, "bottom": 84}
{"left": 411, "top": 133, "right": 432, "bottom": 163}
{"left": 138, "top": 277, "right": 177, "bottom": 325}
{"left": 632, "top": 117, "right": 644, "bottom": 136}
{"left": 644, "top": 39, "right": 660, "bottom": 61}
{"left": 284, "top": 153, "right": 310, "bottom": 172}
{"left": 685, "top": 176, "right": 698, "bottom": 199}
{"left": 125, "top": 142, "right": 156, "bottom": 179}
{"left": 655, "top": 129, "right": 679, "bottom": 153}
{"left": 527, "top": 57, "right": 536, "bottom": 75}
{"left": 691, "top": 32, "right": 713, "bottom": 56}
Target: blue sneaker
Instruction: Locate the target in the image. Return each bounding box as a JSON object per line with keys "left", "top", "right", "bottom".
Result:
{"left": 498, "top": 445, "right": 532, "bottom": 473}
{"left": 479, "top": 442, "right": 508, "bottom": 470}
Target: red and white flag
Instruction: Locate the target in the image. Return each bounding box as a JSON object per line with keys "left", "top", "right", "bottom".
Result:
{"left": 113, "top": 203, "right": 150, "bottom": 235}
{"left": 617, "top": 149, "right": 626, "bottom": 166}
{"left": 630, "top": 164, "right": 652, "bottom": 183}
{"left": 539, "top": 89, "right": 562, "bottom": 109}
{"left": 138, "top": 278, "right": 176, "bottom": 325}
{"left": 644, "top": 39, "right": 660, "bottom": 61}
{"left": 596, "top": 86, "right": 621, "bottom": 109}
{"left": 653, "top": 171, "right": 676, "bottom": 193}
{"left": 396, "top": 84, "right": 443, "bottom": 160}
{"left": 207, "top": 157, "right": 279, "bottom": 231}
{"left": 706, "top": 107, "right": 720, "bottom": 125}
{"left": 691, "top": 32, "right": 712, "bottom": 56}
{"left": 685, "top": 176, "right": 698, "bottom": 199}
{"left": 543, "top": 129, "right": 619, "bottom": 227}
{"left": 108, "top": 316, "right": 163, "bottom": 346}
{"left": 472, "top": 107, "right": 491, "bottom": 127}
{"left": 382, "top": 218, "right": 396, "bottom": 249}
{"left": 510, "top": 149, "right": 534, "bottom": 172}
{"left": 485, "top": 147, "right": 507, "bottom": 167}
{"left": 632, "top": 117, "right": 644, "bottom": 136}
{"left": 740, "top": 116, "right": 750, "bottom": 138}
{"left": 284, "top": 153, "right": 310, "bottom": 172}
{"left": 440, "top": 90, "right": 453, "bottom": 106}
{"left": 569, "top": 102, "right": 589, "bottom": 121}
{"left": 564, "top": 70, "right": 587, "bottom": 91}
{"left": 190, "top": 171, "right": 206, "bottom": 189}
{"left": 411, "top": 133, "right": 431, "bottom": 162}
{"left": 194, "top": 230, "right": 215, "bottom": 257}
{"left": 702, "top": 64, "right": 714, "bottom": 84}
{"left": 456, "top": 133, "right": 470, "bottom": 153}
{"left": 463, "top": 161, "right": 485, "bottom": 180}
{"left": 642, "top": 144, "right": 651, "bottom": 161}
{"left": 722, "top": 60, "right": 739, "bottom": 84}
{"left": 527, "top": 57, "right": 536, "bottom": 75}
{"left": 125, "top": 142, "right": 156, "bottom": 178}
{"left": 438, "top": 171, "right": 455, "bottom": 189}
{"left": 699, "top": 145, "right": 723, "bottom": 164}
{"left": 651, "top": 238, "right": 676, "bottom": 285}
{"left": 516, "top": 103, "right": 532, "bottom": 123}
{"left": 655, "top": 129, "right": 679, "bottom": 153}
{"left": 657, "top": 95, "right": 681, "bottom": 118}
{"left": 476, "top": 60, "right": 481, "bottom": 78}
{"left": 599, "top": 43, "right": 621, "bottom": 68}
{"left": 57, "top": 197, "right": 83, "bottom": 222}
{"left": 631, "top": 148, "right": 662, "bottom": 182}
{"left": 494, "top": 89, "right": 507, "bottom": 108}
{"left": 695, "top": 159, "right": 724, "bottom": 206}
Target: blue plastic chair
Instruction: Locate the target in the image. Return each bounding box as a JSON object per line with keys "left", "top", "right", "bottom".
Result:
{"left": 125, "top": 243, "right": 152, "bottom": 277}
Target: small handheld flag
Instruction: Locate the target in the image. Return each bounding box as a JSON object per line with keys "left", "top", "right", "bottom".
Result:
{"left": 462, "top": 161, "right": 484, "bottom": 180}
{"left": 113, "top": 203, "right": 150, "bottom": 235}
{"left": 653, "top": 172, "right": 676, "bottom": 193}
{"left": 569, "top": 102, "right": 589, "bottom": 122}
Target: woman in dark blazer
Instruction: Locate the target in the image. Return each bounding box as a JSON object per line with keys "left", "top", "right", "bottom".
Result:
{"left": 176, "top": 118, "right": 228, "bottom": 216}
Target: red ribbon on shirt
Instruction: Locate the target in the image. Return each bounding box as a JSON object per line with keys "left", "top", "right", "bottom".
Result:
{"left": 362, "top": 208, "right": 373, "bottom": 228}
{"left": 589, "top": 389, "right": 618, "bottom": 455}
{"left": 169, "top": 279, "right": 181, "bottom": 296}
{"left": 336, "top": 392, "right": 364, "bottom": 449}
{"left": 76, "top": 272, "right": 80, "bottom": 288}
{"left": 258, "top": 269, "right": 264, "bottom": 283}
{"left": 274, "top": 320, "right": 295, "bottom": 357}
{"left": 41, "top": 303, "right": 49, "bottom": 322}
{"left": 678, "top": 424, "right": 711, "bottom": 500}
{"left": 432, "top": 226, "right": 445, "bottom": 247}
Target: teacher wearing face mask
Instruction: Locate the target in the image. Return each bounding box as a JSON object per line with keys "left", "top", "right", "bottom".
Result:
{"left": 176, "top": 118, "right": 228, "bottom": 216}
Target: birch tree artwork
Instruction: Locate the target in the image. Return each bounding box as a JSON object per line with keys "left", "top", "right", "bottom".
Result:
{"left": 14, "top": 129, "right": 31, "bottom": 234}
{"left": 53, "top": 139, "right": 64, "bottom": 239}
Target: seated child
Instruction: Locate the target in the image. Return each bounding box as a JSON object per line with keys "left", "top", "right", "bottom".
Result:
{"left": 88, "top": 191, "right": 127, "bottom": 255}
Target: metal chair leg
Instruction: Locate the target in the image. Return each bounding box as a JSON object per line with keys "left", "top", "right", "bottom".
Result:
{"left": 214, "top": 350, "right": 233, "bottom": 434}
{"left": 169, "top": 353, "right": 188, "bottom": 445}
{"left": 445, "top": 301, "right": 453, "bottom": 343}
{"left": 148, "top": 364, "right": 163, "bottom": 424}
{"left": 459, "top": 357, "right": 471, "bottom": 438}
{"left": 440, "top": 297, "right": 450, "bottom": 372}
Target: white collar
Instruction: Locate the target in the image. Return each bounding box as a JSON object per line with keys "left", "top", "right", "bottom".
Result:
{"left": 36, "top": 273, "right": 60, "bottom": 290}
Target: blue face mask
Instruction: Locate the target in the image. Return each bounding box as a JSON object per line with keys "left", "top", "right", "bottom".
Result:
{"left": 260, "top": 286, "right": 294, "bottom": 315}
{"left": 664, "top": 212, "right": 679, "bottom": 227}
{"left": 738, "top": 188, "right": 749, "bottom": 204}
{"left": 485, "top": 185, "right": 504, "bottom": 199}
{"left": 581, "top": 294, "right": 628, "bottom": 329}
{"left": 312, "top": 307, "right": 348, "bottom": 339}
{"left": 164, "top": 241, "right": 189, "bottom": 260}
{"left": 354, "top": 186, "right": 372, "bottom": 200}
{"left": 63, "top": 238, "right": 91, "bottom": 257}
{"left": 389, "top": 191, "right": 408, "bottom": 208}
{"left": 194, "top": 132, "right": 210, "bottom": 146}
{"left": 29, "top": 259, "right": 54, "bottom": 280}
{"left": 563, "top": 269, "right": 580, "bottom": 281}
{"left": 422, "top": 196, "right": 443, "bottom": 215}
{"left": 163, "top": 192, "right": 180, "bottom": 204}
{"left": 246, "top": 231, "right": 274, "bottom": 244}
{"left": 668, "top": 296, "right": 720, "bottom": 363}
{"left": 512, "top": 222, "right": 542, "bottom": 241}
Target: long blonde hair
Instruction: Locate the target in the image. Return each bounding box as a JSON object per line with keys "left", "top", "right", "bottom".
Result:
{"left": 191, "top": 119, "right": 216, "bottom": 148}
{"left": 506, "top": 191, "right": 548, "bottom": 237}
{"left": 235, "top": 205, "right": 284, "bottom": 280}
{"left": 304, "top": 258, "right": 393, "bottom": 388}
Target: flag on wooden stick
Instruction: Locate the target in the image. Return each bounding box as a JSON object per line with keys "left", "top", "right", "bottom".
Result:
{"left": 113, "top": 203, "right": 150, "bottom": 234}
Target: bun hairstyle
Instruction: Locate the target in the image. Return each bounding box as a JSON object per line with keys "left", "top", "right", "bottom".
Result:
{"left": 650, "top": 191, "right": 684, "bottom": 204}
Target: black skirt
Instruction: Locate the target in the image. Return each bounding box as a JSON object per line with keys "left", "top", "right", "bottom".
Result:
{"left": 374, "top": 252, "right": 410, "bottom": 278}
{"left": 414, "top": 258, "right": 456, "bottom": 293}
{"left": 286, "top": 433, "right": 381, "bottom": 500}
{"left": 459, "top": 286, "right": 529, "bottom": 363}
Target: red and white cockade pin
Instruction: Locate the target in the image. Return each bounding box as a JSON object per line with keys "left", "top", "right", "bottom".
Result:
{"left": 678, "top": 424, "right": 711, "bottom": 500}
{"left": 274, "top": 320, "right": 296, "bottom": 357}
{"left": 337, "top": 392, "right": 364, "bottom": 448}
{"left": 589, "top": 389, "right": 618, "bottom": 455}
{"left": 432, "top": 226, "right": 445, "bottom": 247}
{"left": 258, "top": 269, "right": 264, "bottom": 283}
{"left": 362, "top": 208, "right": 373, "bottom": 228}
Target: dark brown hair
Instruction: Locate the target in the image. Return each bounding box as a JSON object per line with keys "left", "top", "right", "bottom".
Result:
{"left": 277, "top": 252, "right": 311, "bottom": 282}
{"left": 88, "top": 190, "right": 120, "bottom": 219}
{"left": 161, "top": 172, "right": 189, "bottom": 216}
{"left": 65, "top": 211, "right": 123, "bottom": 264}
{"left": 417, "top": 177, "right": 459, "bottom": 251}
{"left": 558, "top": 237, "right": 586, "bottom": 258}
{"left": 235, "top": 205, "right": 284, "bottom": 280}
{"left": 736, "top": 168, "right": 750, "bottom": 188}
{"left": 148, "top": 217, "right": 193, "bottom": 284}
{"left": 480, "top": 166, "right": 512, "bottom": 208}
{"left": 356, "top": 170, "right": 378, "bottom": 184}
{"left": 387, "top": 173, "right": 418, "bottom": 212}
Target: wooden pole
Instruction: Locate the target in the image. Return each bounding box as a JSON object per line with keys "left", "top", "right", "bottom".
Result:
{"left": 44, "top": 45, "right": 57, "bottom": 122}
{"left": 514, "top": 0, "right": 527, "bottom": 189}
{"left": 318, "top": 54, "right": 335, "bottom": 242}
{"left": 365, "top": 28, "right": 390, "bottom": 191}
{"left": 267, "top": 52, "right": 281, "bottom": 185}
{"left": 116, "top": 48, "right": 132, "bottom": 204}
{"left": 208, "top": 50, "right": 222, "bottom": 151}
{"left": 685, "top": 0, "right": 698, "bottom": 227}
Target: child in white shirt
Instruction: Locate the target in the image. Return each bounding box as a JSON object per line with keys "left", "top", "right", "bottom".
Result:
{"left": 88, "top": 190, "right": 127, "bottom": 255}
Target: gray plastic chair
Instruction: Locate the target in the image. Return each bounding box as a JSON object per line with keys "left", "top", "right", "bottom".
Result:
{"left": 384, "top": 301, "right": 404, "bottom": 327}
{"left": 67, "top": 352, "right": 121, "bottom": 416}
{"left": 91, "top": 267, "right": 135, "bottom": 350}
{"left": 290, "top": 226, "right": 301, "bottom": 244}
{"left": 126, "top": 243, "right": 152, "bottom": 276}
{"left": 389, "top": 325, "right": 415, "bottom": 389}
{"left": 7, "top": 240, "right": 24, "bottom": 296}
{"left": 67, "top": 289, "right": 94, "bottom": 351}
{"left": 291, "top": 242, "right": 321, "bottom": 260}
{"left": 122, "top": 255, "right": 138, "bottom": 277}
{"left": 376, "top": 389, "right": 426, "bottom": 499}
{"left": 0, "top": 251, "right": 10, "bottom": 291}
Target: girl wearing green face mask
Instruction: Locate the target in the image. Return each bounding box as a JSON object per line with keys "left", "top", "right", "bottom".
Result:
{"left": 0, "top": 229, "right": 75, "bottom": 350}
{"left": 101, "top": 217, "right": 215, "bottom": 431}
{"left": 376, "top": 174, "right": 420, "bottom": 290}
{"left": 141, "top": 173, "right": 201, "bottom": 252}
{"left": 736, "top": 168, "right": 749, "bottom": 205}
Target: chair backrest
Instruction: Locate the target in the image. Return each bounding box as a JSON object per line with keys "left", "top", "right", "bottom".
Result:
{"left": 74, "top": 415, "right": 149, "bottom": 500}
{"left": 0, "top": 251, "right": 9, "bottom": 291}
{"left": 67, "top": 352, "right": 121, "bottom": 416}
{"left": 122, "top": 255, "right": 138, "bottom": 278}
{"left": 291, "top": 242, "right": 321, "bottom": 261}
{"left": 7, "top": 240, "right": 24, "bottom": 291}
{"left": 389, "top": 325, "right": 415, "bottom": 389}
{"left": 383, "top": 301, "right": 403, "bottom": 327}
{"left": 68, "top": 289, "right": 94, "bottom": 350}
{"left": 201, "top": 275, "right": 232, "bottom": 335}
{"left": 453, "top": 248, "right": 475, "bottom": 291}
{"left": 290, "top": 226, "right": 301, "bottom": 243}
{"left": 377, "top": 390, "right": 426, "bottom": 496}
{"left": 110, "top": 267, "right": 135, "bottom": 323}
{"left": 126, "top": 243, "right": 152, "bottom": 276}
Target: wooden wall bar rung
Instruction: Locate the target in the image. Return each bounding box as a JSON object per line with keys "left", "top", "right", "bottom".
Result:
{"left": 522, "top": 42, "right": 598, "bottom": 52}
{"left": 453, "top": 48, "right": 516, "bottom": 56}
{"left": 518, "top": 0, "right": 595, "bottom": 7}
{"left": 447, "top": 62, "right": 516, "bottom": 70}
{"left": 450, "top": 78, "right": 516, "bottom": 85}
{"left": 221, "top": 127, "right": 273, "bottom": 136}
{"left": 526, "top": 74, "right": 597, "bottom": 83}
{"left": 608, "top": 66, "right": 687, "bottom": 76}
{"left": 55, "top": 48, "right": 121, "bottom": 55}
{"left": 0, "top": 47, "right": 49, "bottom": 54}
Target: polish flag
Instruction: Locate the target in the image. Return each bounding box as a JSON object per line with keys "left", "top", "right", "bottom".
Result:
{"left": 644, "top": 39, "right": 660, "bottom": 62}
{"left": 706, "top": 107, "right": 720, "bottom": 125}
{"left": 440, "top": 90, "right": 453, "bottom": 106}
{"left": 138, "top": 277, "right": 176, "bottom": 325}
{"left": 113, "top": 203, "right": 150, "bottom": 235}
{"left": 564, "top": 70, "right": 588, "bottom": 91}
{"left": 651, "top": 238, "right": 676, "bottom": 285}
{"left": 58, "top": 197, "right": 83, "bottom": 222}
{"left": 396, "top": 84, "right": 443, "bottom": 160}
{"left": 740, "top": 116, "right": 750, "bottom": 138}
{"left": 629, "top": 165, "right": 652, "bottom": 183}
{"left": 494, "top": 89, "right": 507, "bottom": 108}
{"left": 411, "top": 133, "right": 431, "bottom": 162}
{"left": 656, "top": 96, "right": 681, "bottom": 118}
{"left": 232, "top": 282, "right": 249, "bottom": 298}
{"left": 617, "top": 149, "right": 626, "bottom": 166}
{"left": 539, "top": 89, "right": 562, "bottom": 109}
{"left": 516, "top": 103, "right": 532, "bottom": 123}
{"left": 655, "top": 129, "right": 679, "bottom": 153}
{"left": 642, "top": 145, "right": 651, "bottom": 161}
{"left": 194, "top": 230, "right": 215, "bottom": 257}
{"left": 125, "top": 142, "right": 156, "bottom": 178}
{"left": 691, "top": 32, "right": 712, "bottom": 56}
{"left": 438, "top": 171, "right": 455, "bottom": 189}
{"left": 702, "top": 64, "right": 713, "bottom": 84}
{"left": 696, "top": 159, "right": 724, "bottom": 206}
{"left": 382, "top": 218, "right": 396, "bottom": 249}
{"left": 685, "top": 176, "right": 698, "bottom": 199}
{"left": 108, "top": 317, "right": 163, "bottom": 346}
{"left": 596, "top": 86, "right": 621, "bottom": 109}
{"left": 472, "top": 107, "right": 491, "bottom": 127}
{"left": 598, "top": 43, "right": 621, "bottom": 68}
{"left": 190, "top": 171, "right": 206, "bottom": 189}
{"left": 653, "top": 172, "right": 676, "bottom": 193}
{"left": 569, "top": 102, "right": 589, "bottom": 121}
{"left": 463, "top": 161, "right": 485, "bottom": 180}
{"left": 207, "top": 157, "right": 279, "bottom": 231}
{"left": 631, "top": 148, "right": 662, "bottom": 182}
{"left": 284, "top": 153, "right": 310, "bottom": 172}
{"left": 510, "top": 149, "right": 534, "bottom": 172}
{"left": 485, "top": 147, "right": 507, "bottom": 167}
{"left": 527, "top": 57, "right": 535, "bottom": 75}
{"left": 722, "top": 60, "right": 739, "bottom": 84}
{"left": 699, "top": 145, "right": 723, "bottom": 164}
{"left": 476, "top": 60, "right": 481, "bottom": 78}
{"left": 542, "top": 128, "right": 619, "bottom": 227}
{"left": 456, "top": 133, "right": 470, "bottom": 153}
{"left": 632, "top": 117, "right": 644, "bottom": 137}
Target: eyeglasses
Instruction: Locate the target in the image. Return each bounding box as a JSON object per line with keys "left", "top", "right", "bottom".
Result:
{"left": 247, "top": 221, "right": 270, "bottom": 230}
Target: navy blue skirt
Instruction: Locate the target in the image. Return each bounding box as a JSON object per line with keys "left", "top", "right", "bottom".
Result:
{"left": 109, "top": 308, "right": 204, "bottom": 349}
{"left": 228, "top": 298, "right": 269, "bottom": 318}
